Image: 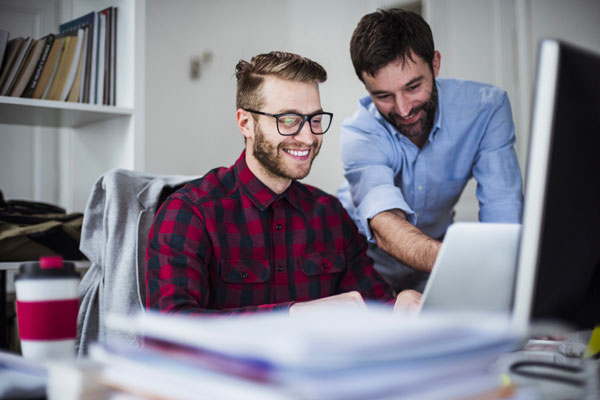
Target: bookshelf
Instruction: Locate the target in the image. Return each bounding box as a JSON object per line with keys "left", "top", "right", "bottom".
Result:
{"left": 0, "top": 96, "right": 132, "bottom": 127}
{"left": 0, "top": 0, "right": 145, "bottom": 212}
{"left": 0, "top": 0, "right": 144, "bottom": 350}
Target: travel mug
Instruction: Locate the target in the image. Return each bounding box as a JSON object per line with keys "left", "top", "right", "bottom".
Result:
{"left": 15, "top": 256, "right": 80, "bottom": 360}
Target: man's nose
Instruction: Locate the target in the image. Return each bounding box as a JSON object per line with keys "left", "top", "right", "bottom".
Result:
{"left": 395, "top": 95, "right": 412, "bottom": 117}
{"left": 293, "top": 121, "right": 315, "bottom": 145}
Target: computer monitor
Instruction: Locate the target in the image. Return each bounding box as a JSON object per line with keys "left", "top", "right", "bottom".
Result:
{"left": 512, "top": 39, "right": 600, "bottom": 335}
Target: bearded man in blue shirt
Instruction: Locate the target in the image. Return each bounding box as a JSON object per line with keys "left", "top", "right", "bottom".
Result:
{"left": 337, "top": 8, "right": 523, "bottom": 293}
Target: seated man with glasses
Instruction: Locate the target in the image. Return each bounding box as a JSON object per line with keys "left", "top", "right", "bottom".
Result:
{"left": 145, "top": 51, "right": 421, "bottom": 315}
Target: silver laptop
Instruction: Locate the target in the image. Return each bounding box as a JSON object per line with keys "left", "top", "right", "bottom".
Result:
{"left": 418, "top": 222, "right": 521, "bottom": 315}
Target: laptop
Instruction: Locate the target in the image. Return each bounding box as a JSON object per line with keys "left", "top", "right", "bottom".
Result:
{"left": 418, "top": 222, "right": 521, "bottom": 315}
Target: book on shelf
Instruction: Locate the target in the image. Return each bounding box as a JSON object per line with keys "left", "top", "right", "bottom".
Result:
{"left": 0, "top": 37, "right": 33, "bottom": 96}
{"left": 0, "top": 36, "right": 20, "bottom": 93}
{"left": 99, "top": 6, "right": 117, "bottom": 106}
{"left": 0, "top": 37, "right": 24, "bottom": 94}
{"left": 59, "top": 11, "right": 96, "bottom": 103}
{"left": 66, "top": 28, "right": 88, "bottom": 102}
{"left": 99, "top": 7, "right": 110, "bottom": 105}
{"left": 59, "top": 28, "right": 85, "bottom": 101}
{"left": 110, "top": 6, "right": 117, "bottom": 106}
{"left": 87, "top": 12, "right": 99, "bottom": 104}
{"left": 9, "top": 36, "right": 48, "bottom": 97}
{"left": 95, "top": 12, "right": 106, "bottom": 105}
{"left": 0, "top": 5, "right": 117, "bottom": 105}
{"left": 76, "top": 25, "right": 90, "bottom": 103}
{"left": 77, "top": 26, "right": 90, "bottom": 102}
{"left": 42, "top": 33, "right": 73, "bottom": 100}
{"left": 45, "top": 30, "right": 81, "bottom": 101}
{"left": 0, "top": 30, "right": 9, "bottom": 75}
{"left": 59, "top": 10, "right": 95, "bottom": 32}
{"left": 21, "top": 34, "right": 55, "bottom": 98}
{"left": 31, "top": 36, "right": 65, "bottom": 99}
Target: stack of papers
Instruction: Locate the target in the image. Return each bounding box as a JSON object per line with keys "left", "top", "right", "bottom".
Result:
{"left": 0, "top": 350, "right": 47, "bottom": 399}
{"left": 91, "top": 306, "right": 523, "bottom": 399}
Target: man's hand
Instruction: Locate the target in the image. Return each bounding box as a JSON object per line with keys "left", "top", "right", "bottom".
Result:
{"left": 393, "top": 289, "right": 422, "bottom": 314}
{"left": 289, "top": 291, "right": 367, "bottom": 315}
{"left": 369, "top": 209, "right": 441, "bottom": 272}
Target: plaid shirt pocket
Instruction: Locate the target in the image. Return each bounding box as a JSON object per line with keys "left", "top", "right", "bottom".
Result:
{"left": 219, "top": 259, "right": 271, "bottom": 284}
{"left": 300, "top": 252, "right": 346, "bottom": 276}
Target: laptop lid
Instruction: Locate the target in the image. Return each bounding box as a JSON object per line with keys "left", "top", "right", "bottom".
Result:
{"left": 418, "top": 222, "right": 521, "bottom": 315}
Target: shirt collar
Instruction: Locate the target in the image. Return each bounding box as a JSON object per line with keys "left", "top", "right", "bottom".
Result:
{"left": 430, "top": 79, "right": 443, "bottom": 141}
{"left": 234, "top": 150, "right": 303, "bottom": 212}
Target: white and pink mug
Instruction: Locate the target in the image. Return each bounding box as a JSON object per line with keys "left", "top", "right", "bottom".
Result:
{"left": 15, "top": 256, "right": 80, "bottom": 360}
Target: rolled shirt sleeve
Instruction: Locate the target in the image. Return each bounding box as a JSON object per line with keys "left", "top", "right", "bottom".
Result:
{"left": 473, "top": 92, "right": 523, "bottom": 222}
{"left": 339, "top": 108, "right": 417, "bottom": 243}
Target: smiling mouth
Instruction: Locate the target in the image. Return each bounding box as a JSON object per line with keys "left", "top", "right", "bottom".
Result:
{"left": 397, "top": 111, "right": 421, "bottom": 124}
{"left": 283, "top": 148, "right": 310, "bottom": 158}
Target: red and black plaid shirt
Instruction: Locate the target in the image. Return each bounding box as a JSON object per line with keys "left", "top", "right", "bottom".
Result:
{"left": 146, "top": 151, "right": 393, "bottom": 314}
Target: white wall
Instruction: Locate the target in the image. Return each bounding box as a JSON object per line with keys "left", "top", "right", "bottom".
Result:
{"left": 144, "top": 0, "right": 599, "bottom": 206}
{"left": 427, "top": 0, "right": 600, "bottom": 221}
{"left": 145, "top": 0, "right": 287, "bottom": 182}
{"left": 144, "top": 0, "right": 404, "bottom": 194}
{"left": 3, "top": 0, "right": 598, "bottom": 212}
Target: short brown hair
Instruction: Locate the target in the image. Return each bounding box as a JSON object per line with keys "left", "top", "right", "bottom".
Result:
{"left": 350, "top": 8, "right": 435, "bottom": 82}
{"left": 235, "top": 51, "right": 327, "bottom": 110}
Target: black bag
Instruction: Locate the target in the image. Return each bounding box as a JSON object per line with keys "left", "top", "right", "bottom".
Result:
{"left": 0, "top": 190, "right": 86, "bottom": 261}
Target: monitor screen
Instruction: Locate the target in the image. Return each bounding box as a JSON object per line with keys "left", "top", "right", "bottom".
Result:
{"left": 512, "top": 39, "right": 600, "bottom": 334}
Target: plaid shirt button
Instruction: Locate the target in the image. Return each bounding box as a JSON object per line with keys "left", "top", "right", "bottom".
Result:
{"left": 277, "top": 265, "right": 284, "bottom": 272}
{"left": 242, "top": 272, "right": 248, "bottom": 279}
{"left": 275, "top": 224, "right": 282, "bottom": 230}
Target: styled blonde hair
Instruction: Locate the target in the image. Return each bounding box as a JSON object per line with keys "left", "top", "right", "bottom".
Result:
{"left": 235, "top": 51, "right": 327, "bottom": 110}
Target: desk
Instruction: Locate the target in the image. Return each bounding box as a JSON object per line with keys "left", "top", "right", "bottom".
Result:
{"left": 2, "top": 317, "right": 599, "bottom": 399}
{"left": 494, "top": 338, "right": 600, "bottom": 399}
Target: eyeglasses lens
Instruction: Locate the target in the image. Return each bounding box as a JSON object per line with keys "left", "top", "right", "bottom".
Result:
{"left": 277, "top": 113, "right": 331, "bottom": 135}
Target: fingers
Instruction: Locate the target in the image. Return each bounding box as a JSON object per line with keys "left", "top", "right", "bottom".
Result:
{"left": 393, "top": 290, "right": 422, "bottom": 314}
{"left": 336, "top": 290, "right": 368, "bottom": 308}
{"left": 289, "top": 291, "right": 367, "bottom": 315}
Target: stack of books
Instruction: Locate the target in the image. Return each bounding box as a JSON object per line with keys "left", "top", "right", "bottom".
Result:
{"left": 88, "top": 306, "right": 525, "bottom": 399}
{"left": 0, "top": 6, "right": 117, "bottom": 105}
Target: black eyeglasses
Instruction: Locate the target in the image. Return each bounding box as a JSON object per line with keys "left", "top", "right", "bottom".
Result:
{"left": 244, "top": 109, "right": 333, "bottom": 136}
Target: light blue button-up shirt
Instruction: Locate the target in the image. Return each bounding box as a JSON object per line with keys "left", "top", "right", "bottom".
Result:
{"left": 338, "top": 78, "right": 523, "bottom": 244}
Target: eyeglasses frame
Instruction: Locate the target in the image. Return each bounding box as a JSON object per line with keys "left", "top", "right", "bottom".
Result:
{"left": 244, "top": 109, "right": 333, "bottom": 136}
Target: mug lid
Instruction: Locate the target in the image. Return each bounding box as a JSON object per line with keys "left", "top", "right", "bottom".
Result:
{"left": 15, "top": 256, "right": 80, "bottom": 280}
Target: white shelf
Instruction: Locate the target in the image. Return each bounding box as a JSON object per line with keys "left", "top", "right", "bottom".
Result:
{"left": 0, "top": 96, "right": 133, "bottom": 128}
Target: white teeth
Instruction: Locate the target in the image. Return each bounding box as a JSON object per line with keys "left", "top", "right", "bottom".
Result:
{"left": 286, "top": 149, "right": 309, "bottom": 157}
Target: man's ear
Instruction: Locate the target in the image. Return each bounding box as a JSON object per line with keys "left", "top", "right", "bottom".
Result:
{"left": 236, "top": 108, "right": 255, "bottom": 141}
{"left": 432, "top": 51, "right": 441, "bottom": 78}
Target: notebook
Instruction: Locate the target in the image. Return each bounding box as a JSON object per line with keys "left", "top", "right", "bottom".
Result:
{"left": 418, "top": 222, "right": 521, "bottom": 315}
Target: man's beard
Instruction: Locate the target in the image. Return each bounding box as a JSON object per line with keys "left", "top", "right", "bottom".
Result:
{"left": 253, "top": 124, "right": 320, "bottom": 181}
{"left": 384, "top": 83, "right": 438, "bottom": 139}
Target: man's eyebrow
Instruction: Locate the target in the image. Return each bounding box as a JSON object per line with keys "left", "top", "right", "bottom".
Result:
{"left": 276, "top": 108, "right": 323, "bottom": 115}
{"left": 368, "top": 89, "right": 391, "bottom": 96}
{"left": 405, "top": 76, "right": 424, "bottom": 87}
{"left": 368, "top": 76, "right": 425, "bottom": 95}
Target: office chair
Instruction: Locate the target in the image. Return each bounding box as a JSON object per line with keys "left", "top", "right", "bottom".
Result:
{"left": 76, "top": 168, "right": 197, "bottom": 356}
